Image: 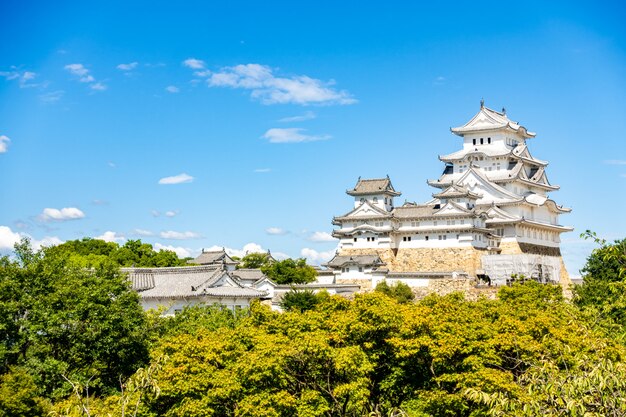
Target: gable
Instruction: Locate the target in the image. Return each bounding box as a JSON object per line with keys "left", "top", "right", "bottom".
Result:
{"left": 456, "top": 169, "right": 520, "bottom": 203}
{"left": 341, "top": 200, "right": 389, "bottom": 218}
{"left": 433, "top": 202, "right": 471, "bottom": 216}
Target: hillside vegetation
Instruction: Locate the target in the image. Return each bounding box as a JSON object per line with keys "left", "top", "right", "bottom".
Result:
{"left": 0, "top": 234, "right": 624, "bottom": 416}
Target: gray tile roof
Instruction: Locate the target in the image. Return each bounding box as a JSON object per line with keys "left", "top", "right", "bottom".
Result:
{"left": 347, "top": 177, "right": 401, "bottom": 196}
{"left": 191, "top": 249, "right": 239, "bottom": 265}
{"left": 231, "top": 268, "right": 266, "bottom": 282}
{"left": 325, "top": 254, "right": 385, "bottom": 268}
{"left": 122, "top": 265, "right": 266, "bottom": 299}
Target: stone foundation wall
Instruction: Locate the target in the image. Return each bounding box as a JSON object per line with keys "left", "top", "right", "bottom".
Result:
{"left": 339, "top": 247, "right": 485, "bottom": 276}
{"left": 335, "top": 278, "right": 373, "bottom": 291}
{"left": 499, "top": 241, "right": 562, "bottom": 257}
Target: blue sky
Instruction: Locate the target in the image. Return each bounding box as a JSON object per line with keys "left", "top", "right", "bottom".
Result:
{"left": 1, "top": 0, "right": 625, "bottom": 274}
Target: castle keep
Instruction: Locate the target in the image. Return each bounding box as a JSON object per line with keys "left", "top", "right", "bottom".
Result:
{"left": 327, "top": 103, "right": 573, "bottom": 290}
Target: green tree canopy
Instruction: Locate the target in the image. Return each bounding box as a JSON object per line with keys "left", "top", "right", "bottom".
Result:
{"left": 238, "top": 252, "right": 274, "bottom": 269}
{"left": 0, "top": 239, "right": 150, "bottom": 401}
{"left": 261, "top": 258, "right": 317, "bottom": 285}
{"left": 374, "top": 280, "right": 415, "bottom": 304}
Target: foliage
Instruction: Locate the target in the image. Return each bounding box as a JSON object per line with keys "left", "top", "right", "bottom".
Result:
{"left": 0, "top": 367, "right": 50, "bottom": 417}
{"left": 238, "top": 252, "right": 273, "bottom": 269}
{"left": 261, "top": 258, "right": 317, "bottom": 285}
{"left": 280, "top": 288, "right": 322, "bottom": 312}
{"left": 0, "top": 239, "right": 150, "bottom": 400}
{"left": 47, "top": 237, "right": 189, "bottom": 268}
{"left": 574, "top": 232, "right": 626, "bottom": 338}
{"left": 375, "top": 281, "right": 415, "bottom": 304}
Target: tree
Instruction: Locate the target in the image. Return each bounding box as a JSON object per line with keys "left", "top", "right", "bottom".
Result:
{"left": 238, "top": 252, "right": 273, "bottom": 269}
{"left": 261, "top": 258, "right": 317, "bottom": 285}
{"left": 0, "top": 239, "right": 150, "bottom": 399}
{"left": 375, "top": 281, "right": 415, "bottom": 304}
{"left": 280, "top": 288, "right": 320, "bottom": 312}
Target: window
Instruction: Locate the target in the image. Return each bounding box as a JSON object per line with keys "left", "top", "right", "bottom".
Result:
{"left": 433, "top": 221, "right": 438, "bottom": 226}
{"left": 360, "top": 198, "right": 365, "bottom": 203}
{"left": 411, "top": 221, "right": 419, "bottom": 227}
{"left": 473, "top": 138, "right": 476, "bottom": 145}
{"left": 353, "top": 237, "right": 357, "bottom": 242}
{"left": 425, "top": 236, "right": 429, "bottom": 241}
{"left": 373, "top": 197, "right": 378, "bottom": 203}
{"left": 487, "top": 137, "right": 491, "bottom": 144}
{"left": 480, "top": 138, "right": 484, "bottom": 145}
{"left": 403, "top": 236, "right": 412, "bottom": 242}
{"left": 446, "top": 220, "right": 455, "bottom": 225}
{"left": 358, "top": 267, "right": 363, "bottom": 272}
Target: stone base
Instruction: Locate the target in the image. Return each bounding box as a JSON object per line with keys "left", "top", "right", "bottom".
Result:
{"left": 339, "top": 247, "right": 485, "bottom": 276}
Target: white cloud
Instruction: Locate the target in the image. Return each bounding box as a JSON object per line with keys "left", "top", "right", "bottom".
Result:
{"left": 0, "top": 226, "right": 63, "bottom": 251}
{"left": 308, "top": 231, "right": 336, "bottom": 242}
{"left": 266, "top": 227, "right": 288, "bottom": 235}
{"left": 39, "top": 207, "right": 85, "bottom": 222}
{"left": 165, "top": 210, "right": 178, "bottom": 217}
{"left": 300, "top": 247, "right": 335, "bottom": 265}
{"left": 154, "top": 243, "right": 192, "bottom": 258}
{"left": 159, "top": 230, "right": 202, "bottom": 240}
{"left": 183, "top": 58, "right": 206, "bottom": 69}
{"left": 254, "top": 168, "right": 271, "bottom": 173}
{"left": 262, "top": 128, "right": 330, "bottom": 144}
{"left": 278, "top": 111, "right": 316, "bottom": 122}
{"left": 0, "top": 135, "right": 10, "bottom": 153}
{"left": 96, "top": 231, "right": 125, "bottom": 243}
{"left": 39, "top": 90, "right": 64, "bottom": 103}
{"left": 117, "top": 62, "right": 138, "bottom": 71}
{"left": 0, "top": 69, "right": 38, "bottom": 88}
{"left": 133, "top": 229, "right": 154, "bottom": 236}
{"left": 165, "top": 85, "right": 180, "bottom": 93}
{"left": 151, "top": 210, "right": 161, "bottom": 217}
{"left": 158, "top": 173, "right": 194, "bottom": 184}
{"left": 604, "top": 160, "right": 626, "bottom": 165}
{"left": 64, "top": 63, "right": 106, "bottom": 91}
{"left": 205, "top": 63, "right": 357, "bottom": 105}
{"left": 0, "top": 226, "right": 21, "bottom": 250}
{"left": 90, "top": 82, "right": 107, "bottom": 91}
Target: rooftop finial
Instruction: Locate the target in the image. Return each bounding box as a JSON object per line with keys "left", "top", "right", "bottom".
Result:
{"left": 480, "top": 98, "right": 485, "bottom": 108}
{"left": 502, "top": 107, "right": 506, "bottom": 115}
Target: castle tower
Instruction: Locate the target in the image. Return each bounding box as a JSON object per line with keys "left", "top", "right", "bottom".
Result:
{"left": 331, "top": 103, "right": 573, "bottom": 286}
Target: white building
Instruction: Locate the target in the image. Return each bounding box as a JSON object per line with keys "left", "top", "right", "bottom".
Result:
{"left": 330, "top": 103, "right": 573, "bottom": 286}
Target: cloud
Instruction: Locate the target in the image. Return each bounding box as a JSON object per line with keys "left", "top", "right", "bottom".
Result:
{"left": 604, "top": 160, "right": 626, "bottom": 165}
{"left": 183, "top": 58, "right": 205, "bottom": 69}
{"left": 262, "top": 128, "right": 330, "bottom": 144}
{"left": 254, "top": 168, "right": 271, "bottom": 173}
{"left": 0, "top": 135, "right": 10, "bottom": 153}
{"left": 266, "top": 227, "right": 288, "bottom": 235}
{"left": 308, "top": 231, "right": 336, "bottom": 242}
{"left": 159, "top": 230, "right": 202, "bottom": 240}
{"left": 117, "top": 62, "right": 138, "bottom": 71}
{"left": 433, "top": 75, "right": 446, "bottom": 85}
{"left": 96, "top": 231, "right": 125, "bottom": 243}
{"left": 90, "top": 82, "right": 107, "bottom": 91}
{"left": 154, "top": 243, "right": 192, "bottom": 258}
{"left": 278, "top": 111, "right": 316, "bottom": 122}
{"left": 158, "top": 173, "right": 194, "bottom": 184}
{"left": 205, "top": 63, "right": 357, "bottom": 105}
{"left": 64, "top": 63, "right": 106, "bottom": 91}
{"left": 165, "top": 85, "right": 180, "bottom": 93}
{"left": 151, "top": 210, "right": 161, "bottom": 217}
{"left": 108, "top": 161, "right": 116, "bottom": 168}
{"left": 0, "top": 68, "right": 38, "bottom": 88}
{"left": 39, "top": 207, "right": 85, "bottom": 222}
{"left": 39, "top": 90, "right": 64, "bottom": 103}
{"left": 0, "top": 226, "right": 63, "bottom": 251}
{"left": 300, "top": 247, "right": 335, "bottom": 265}
{"left": 0, "top": 226, "right": 21, "bottom": 250}
{"left": 205, "top": 242, "right": 265, "bottom": 258}
{"left": 133, "top": 229, "right": 154, "bottom": 237}
{"left": 165, "top": 210, "right": 179, "bottom": 217}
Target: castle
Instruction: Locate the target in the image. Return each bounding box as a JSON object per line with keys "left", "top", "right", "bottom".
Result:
{"left": 326, "top": 102, "right": 573, "bottom": 290}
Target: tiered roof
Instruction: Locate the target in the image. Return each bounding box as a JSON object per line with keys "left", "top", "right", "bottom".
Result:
{"left": 347, "top": 176, "right": 401, "bottom": 196}
{"left": 191, "top": 248, "right": 238, "bottom": 266}
{"left": 450, "top": 104, "right": 536, "bottom": 138}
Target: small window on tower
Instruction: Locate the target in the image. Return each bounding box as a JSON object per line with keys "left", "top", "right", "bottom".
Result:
{"left": 480, "top": 138, "right": 484, "bottom": 144}
{"left": 473, "top": 138, "right": 476, "bottom": 145}
{"left": 373, "top": 197, "right": 378, "bottom": 203}
{"left": 353, "top": 237, "right": 357, "bottom": 242}
{"left": 360, "top": 198, "right": 365, "bottom": 203}
{"left": 488, "top": 137, "right": 491, "bottom": 144}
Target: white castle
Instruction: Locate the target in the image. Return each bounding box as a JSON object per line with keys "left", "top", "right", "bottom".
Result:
{"left": 328, "top": 102, "right": 573, "bottom": 288}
